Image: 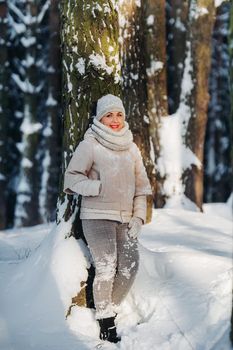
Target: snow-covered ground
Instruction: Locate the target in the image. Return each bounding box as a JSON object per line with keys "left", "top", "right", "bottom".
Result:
{"left": 0, "top": 203, "right": 232, "bottom": 350}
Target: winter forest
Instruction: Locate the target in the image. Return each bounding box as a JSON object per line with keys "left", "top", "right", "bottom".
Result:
{"left": 0, "top": 0, "right": 232, "bottom": 349}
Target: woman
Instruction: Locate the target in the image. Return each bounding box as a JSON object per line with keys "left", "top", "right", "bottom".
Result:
{"left": 63, "top": 94, "right": 152, "bottom": 343}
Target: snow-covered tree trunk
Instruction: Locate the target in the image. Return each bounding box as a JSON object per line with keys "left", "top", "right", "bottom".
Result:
{"left": 166, "top": 0, "right": 189, "bottom": 114}
{"left": 0, "top": 1, "right": 9, "bottom": 229}
{"left": 158, "top": 0, "right": 216, "bottom": 210}
{"left": 118, "top": 0, "right": 154, "bottom": 221}
{"left": 204, "top": 2, "right": 231, "bottom": 202}
{"left": 13, "top": 1, "right": 44, "bottom": 227}
{"left": 58, "top": 0, "right": 122, "bottom": 309}
{"left": 183, "top": 0, "right": 216, "bottom": 209}
{"left": 229, "top": 2, "right": 233, "bottom": 175}
{"left": 229, "top": 5, "right": 233, "bottom": 344}
{"left": 143, "top": 0, "right": 168, "bottom": 208}
{"left": 39, "top": 0, "right": 61, "bottom": 222}
{"left": 119, "top": 0, "right": 164, "bottom": 217}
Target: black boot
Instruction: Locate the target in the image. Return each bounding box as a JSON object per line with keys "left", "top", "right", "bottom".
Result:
{"left": 98, "top": 316, "right": 121, "bottom": 343}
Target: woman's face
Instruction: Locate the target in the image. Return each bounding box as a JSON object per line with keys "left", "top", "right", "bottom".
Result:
{"left": 100, "top": 111, "right": 124, "bottom": 131}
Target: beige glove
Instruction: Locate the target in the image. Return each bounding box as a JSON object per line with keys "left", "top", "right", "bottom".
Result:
{"left": 128, "top": 217, "right": 143, "bottom": 239}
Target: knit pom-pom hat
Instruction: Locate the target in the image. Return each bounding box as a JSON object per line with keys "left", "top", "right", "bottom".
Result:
{"left": 95, "top": 94, "right": 126, "bottom": 121}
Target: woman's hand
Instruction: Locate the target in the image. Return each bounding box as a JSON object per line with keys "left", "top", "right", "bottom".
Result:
{"left": 127, "top": 217, "right": 143, "bottom": 239}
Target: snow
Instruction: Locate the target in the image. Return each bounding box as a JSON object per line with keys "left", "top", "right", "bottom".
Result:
{"left": 20, "top": 117, "right": 42, "bottom": 135}
{"left": 147, "top": 15, "right": 154, "bottom": 26}
{"left": 156, "top": 37, "right": 205, "bottom": 210}
{"left": 215, "top": 0, "right": 229, "bottom": 7}
{"left": 89, "top": 53, "right": 114, "bottom": 75}
{"left": 0, "top": 204, "right": 232, "bottom": 350}
{"left": 75, "top": 58, "right": 86, "bottom": 75}
{"left": 22, "top": 157, "right": 33, "bottom": 168}
{"left": 20, "top": 36, "right": 36, "bottom": 48}
{"left": 46, "top": 91, "right": 58, "bottom": 107}
{"left": 146, "top": 60, "right": 164, "bottom": 77}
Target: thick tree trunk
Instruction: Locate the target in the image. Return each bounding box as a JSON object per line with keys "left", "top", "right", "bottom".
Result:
{"left": 118, "top": 0, "right": 154, "bottom": 221}
{"left": 0, "top": 2, "right": 8, "bottom": 229}
{"left": 119, "top": 0, "right": 168, "bottom": 216}
{"left": 39, "top": 0, "right": 61, "bottom": 222}
{"left": 58, "top": 0, "right": 122, "bottom": 308}
{"left": 183, "top": 0, "right": 216, "bottom": 210}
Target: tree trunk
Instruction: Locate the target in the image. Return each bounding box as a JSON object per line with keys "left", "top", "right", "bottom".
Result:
{"left": 204, "top": 3, "right": 231, "bottom": 203}
{"left": 58, "top": 0, "right": 122, "bottom": 309}
{"left": 143, "top": 0, "right": 168, "bottom": 208}
{"left": 13, "top": 1, "right": 42, "bottom": 227}
{"left": 166, "top": 0, "right": 189, "bottom": 114}
{"left": 0, "top": 1, "right": 8, "bottom": 229}
{"left": 119, "top": 0, "right": 168, "bottom": 216}
{"left": 229, "top": 2, "right": 233, "bottom": 345}
{"left": 39, "top": 0, "right": 62, "bottom": 223}
{"left": 182, "top": 0, "right": 216, "bottom": 210}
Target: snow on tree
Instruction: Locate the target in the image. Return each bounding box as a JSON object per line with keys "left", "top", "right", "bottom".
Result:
{"left": 118, "top": 0, "right": 155, "bottom": 219}
{"left": 118, "top": 0, "right": 169, "bottom": 212}
{"left": 57, "top": 0, "right": 123, "bottom": 309}
{"left": 38, "top": 0, "right": 61, "bottom": 223}
{"left": 166, "top": 0, "right": 189, "bottom": 114}
{"left": 8, "top": 0, "right": 54, "bottom": 227}
{"left": 157, "top": 0, "right": 216, "bottom": 211}
{"left": 0, "top": 1, "right": 9, "bottom": 229}
{"left": 204, "top": 2, "right": 232, "bottom": 203}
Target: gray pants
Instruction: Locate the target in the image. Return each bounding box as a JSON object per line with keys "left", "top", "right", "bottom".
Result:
{"left": 82, "top": 219, "right": 139, "bottom": 319}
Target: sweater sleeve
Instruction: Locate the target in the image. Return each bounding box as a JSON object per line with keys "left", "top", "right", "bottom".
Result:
{"left": 63, "top": 140, "right": 101, "bottom": 196}
{"left": 133, "top": 144, "right": 152, "bottom": 223}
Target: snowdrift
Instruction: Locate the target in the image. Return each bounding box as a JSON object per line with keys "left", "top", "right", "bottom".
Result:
{"left": 0, "top": 204, "right": 232, "bottom": 350}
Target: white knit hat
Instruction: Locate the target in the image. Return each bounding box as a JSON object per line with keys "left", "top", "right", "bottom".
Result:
{"left": 95, "top": 94, "right": 126, "bottom": 121}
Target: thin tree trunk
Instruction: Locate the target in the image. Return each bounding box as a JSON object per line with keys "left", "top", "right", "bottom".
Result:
{"left": 144, "top": 0, "right": 168, "bottom": 208}
{"left": 39, "top": 0, "right": 61, "bottom": 222}
{"left": 0, "top": 1, "right": 8, "bottom": 229}
{"left": 13, "top": 1, "right": 42, "bottom": 227}
{"left": 229, "top": 2, "right": 233, "bottom": 345}
{"left": 166, "top": 0, "right": 189, "bottom": 114}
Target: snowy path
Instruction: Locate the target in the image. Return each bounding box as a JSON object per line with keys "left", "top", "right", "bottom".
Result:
{"left": 0, "top": 206, "right": 232, "bottom": 350}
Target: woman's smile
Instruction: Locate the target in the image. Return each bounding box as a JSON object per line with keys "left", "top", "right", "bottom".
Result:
{"left": 100, "top": 111, "right": 124, "bottom": 131}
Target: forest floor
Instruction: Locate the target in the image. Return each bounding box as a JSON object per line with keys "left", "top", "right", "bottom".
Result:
{"left": 0, "top": 203, "right": 232, "bottom": 350}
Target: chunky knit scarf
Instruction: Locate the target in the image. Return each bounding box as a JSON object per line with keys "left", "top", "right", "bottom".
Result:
{"left": 85, "top": 118, "right": 133, "bottom": 151}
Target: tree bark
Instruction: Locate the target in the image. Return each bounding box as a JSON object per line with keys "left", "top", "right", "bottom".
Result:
{"left": 166, "top": 0, "right": 189, "bottom": 114}
{"left": 229, "top": 2, "right": 233, "bottom": 345}
{"left": 183, "top": 0, "right": 216, "bottom": 210}
{"left": 119, "top": 0, "right": 168, "bottom": 215}
{"left": 118, "top": 0, "right": 154, "bottom": 221}
{"left": 0, "top": 1, "right": 8, "bottom": 229}
{"left": 13, "top": 1, "right": 42, "bottom": 227}
{"left": 39, "top": 0, "right": 62, "bottom": 222}
{"left": 143, "top": 0, "right": 168, "bottom": 208}
{"left": 58, "top": 0, "right": 122, "bottom": 308}
{"left": 204, "top": 3, "right": 231, "bottom": 202}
